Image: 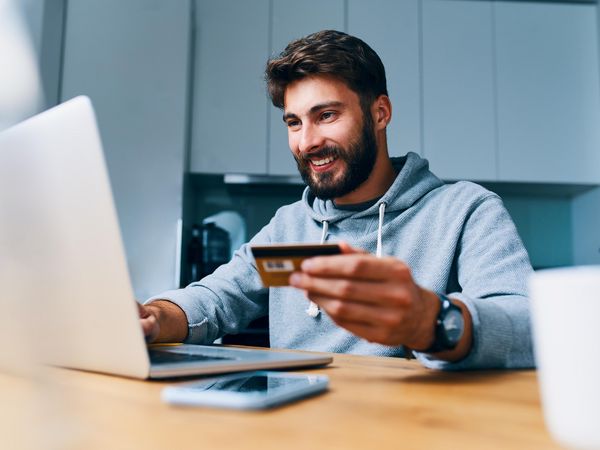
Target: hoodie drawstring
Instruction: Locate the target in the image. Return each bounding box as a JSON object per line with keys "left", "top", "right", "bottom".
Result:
{"left": 306, "top": 220, "right": 330, "bottom": 318}
{"left": 306, "top": 203, "right": 386, "bottom": 318}
{"left": 376, "top": 202, "right": 386, "bottom": 258}
{"left": 320, "top": 220, "right": 329, "bottom": 245}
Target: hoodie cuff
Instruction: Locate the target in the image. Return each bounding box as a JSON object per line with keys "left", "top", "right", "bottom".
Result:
{"left": 145, "top": 289, "right": 210, "bottom": 344}
{"left": 413, "top": 292, "right": 513, "bottom": 370}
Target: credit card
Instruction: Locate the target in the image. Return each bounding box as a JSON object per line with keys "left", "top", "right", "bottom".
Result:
{"left": 251, "top": 243, "right": 342, "bottom": 287}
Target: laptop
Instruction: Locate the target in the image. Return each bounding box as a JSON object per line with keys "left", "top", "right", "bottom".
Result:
{"left": 0, "top": 96, "right": 332, "bottom": 379}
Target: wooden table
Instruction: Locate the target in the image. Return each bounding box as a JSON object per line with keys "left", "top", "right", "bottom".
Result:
{"left": 0, "top": 351, "right": 560, "bottom": 450}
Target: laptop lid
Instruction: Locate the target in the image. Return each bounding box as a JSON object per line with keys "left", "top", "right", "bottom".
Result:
{"left": 0, "top": 97, "right": 332, "bottom": 379}
{"left": 0, "top": 96, "right": 151, "bottom": 378}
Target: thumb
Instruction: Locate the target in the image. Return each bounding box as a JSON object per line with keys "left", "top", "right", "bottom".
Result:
{"left": 137, "top": 302, "right": 151, "bottom": 319}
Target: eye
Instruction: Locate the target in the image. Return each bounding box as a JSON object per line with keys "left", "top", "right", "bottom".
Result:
{"left": 286, "top": 119, "right": 301, "bottom": 130}
{"left": 320, "top": 111, "right": 337, "bottom": 122}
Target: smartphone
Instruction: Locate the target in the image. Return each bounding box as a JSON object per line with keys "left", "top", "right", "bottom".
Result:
{"left": 161, "top": 371, "right": 329, "bottom": 410}
{"left": 251, "top": 243, "right": 342, "bottom": 287}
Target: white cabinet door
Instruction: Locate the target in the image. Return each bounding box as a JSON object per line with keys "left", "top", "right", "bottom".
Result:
{"left": 422, "top": 0, "right": 496, "bottom": 181}
{"left": 190, "top": 0, "right": 270, "bottom": 174}
{"left": 268, "top": 0, "right": 345, "bottom": 175}
{"left": 348, "top": 0, "right": 421, "bottom": 159}
{"left": 61, "top": 0, "right": 190, "bottom": 299}
{"left": 495, "top": 1, "right": 600, "bottom": 183}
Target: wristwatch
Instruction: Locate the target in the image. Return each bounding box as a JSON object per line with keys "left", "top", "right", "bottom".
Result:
{"left": 424, "top": 293, "right": 465, "bottom": 353}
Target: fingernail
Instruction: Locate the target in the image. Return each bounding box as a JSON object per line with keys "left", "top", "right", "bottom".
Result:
{"left": 289, "top": 273, "right": 302, "bottom": 285}
{"left": 301, "top": 259, "right": 314, "bottom": 271}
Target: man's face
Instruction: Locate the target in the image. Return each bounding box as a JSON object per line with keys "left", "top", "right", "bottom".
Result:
{"left": 283, "top": 76, "right": 377, "bottom": 201}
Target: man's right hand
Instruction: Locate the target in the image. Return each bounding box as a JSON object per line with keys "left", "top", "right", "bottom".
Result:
{"left": 137, "top": 300, "right": 188, "bottom": 344}
{"left": 138, "top": 303, "right": 161, "bottom": 343}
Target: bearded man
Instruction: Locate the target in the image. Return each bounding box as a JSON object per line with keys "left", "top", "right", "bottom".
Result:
{"left": 139, "top": 30, "right": 534, "bottom": 370}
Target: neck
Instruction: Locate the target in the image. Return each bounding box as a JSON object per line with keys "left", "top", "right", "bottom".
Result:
{"left": 334, "top": 151, "right": 396, "bottom": 205}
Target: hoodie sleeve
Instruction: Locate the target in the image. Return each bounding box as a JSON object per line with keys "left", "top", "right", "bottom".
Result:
{"left": 144, "top": 226, "right": 271, "bottom": 344}
{"left": 414, "top": 194, "right": 535, "bottom": 370}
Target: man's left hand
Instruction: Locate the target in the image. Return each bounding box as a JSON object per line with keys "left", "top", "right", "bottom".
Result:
{"left": 289, "top": 242, "right": 441, "bottom": 351}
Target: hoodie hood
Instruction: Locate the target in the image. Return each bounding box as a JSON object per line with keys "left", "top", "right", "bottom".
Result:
{"left": 302, "top": 152, "right": 444, "bottom": 224}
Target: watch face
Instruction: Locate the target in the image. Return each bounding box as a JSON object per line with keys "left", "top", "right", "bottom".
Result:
{"left": 442, "top": 308, "right": 464, "bottom": 345}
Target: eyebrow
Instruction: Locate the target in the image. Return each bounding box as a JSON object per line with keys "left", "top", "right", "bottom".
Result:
{"left": 282, "top": 101, "right": 344, "bottom": 122}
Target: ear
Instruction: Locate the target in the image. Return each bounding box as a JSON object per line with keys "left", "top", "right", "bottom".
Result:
{"left": 372, "top": 95, "right": 392, "bottom": 131}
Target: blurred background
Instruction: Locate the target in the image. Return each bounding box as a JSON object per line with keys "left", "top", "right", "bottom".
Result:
{"left": 10, "top": 0, "right": 600, "bottom": 347}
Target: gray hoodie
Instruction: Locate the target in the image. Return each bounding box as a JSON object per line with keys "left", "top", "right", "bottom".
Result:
{"left": 148, "top": 152, "right": 534, "bottom": 370}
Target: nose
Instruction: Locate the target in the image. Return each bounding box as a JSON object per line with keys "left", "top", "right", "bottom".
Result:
{"left": 297, "top": 122, "right": 324, "bottom": 155}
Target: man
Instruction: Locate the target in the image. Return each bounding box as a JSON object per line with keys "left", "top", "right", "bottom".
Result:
{"left": 139, "top": 30, "right": 534, "bottom": 370}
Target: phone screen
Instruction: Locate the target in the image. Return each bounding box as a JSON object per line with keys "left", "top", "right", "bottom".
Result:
{"left": 162, "top": 371, "right": 329, "bottom": 409}
{"left": 189, "top": 373, "right": 316, "bottom": 394}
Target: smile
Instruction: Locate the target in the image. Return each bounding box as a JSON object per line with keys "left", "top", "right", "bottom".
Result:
{"left": 311, "top": 156, "right": 337, "bottom": 167}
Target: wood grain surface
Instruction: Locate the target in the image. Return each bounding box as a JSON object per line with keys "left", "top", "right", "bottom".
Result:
{"left": 0, "top": 350, "right": 560, "bottom": 450}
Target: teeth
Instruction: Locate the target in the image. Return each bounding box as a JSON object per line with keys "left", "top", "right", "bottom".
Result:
{"left": 312, "top": 156, "right": 336, "bottom": 166}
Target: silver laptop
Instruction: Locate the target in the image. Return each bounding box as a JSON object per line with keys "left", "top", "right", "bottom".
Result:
{"left": 0, "top": 96, "right": 332, "bottom": 379}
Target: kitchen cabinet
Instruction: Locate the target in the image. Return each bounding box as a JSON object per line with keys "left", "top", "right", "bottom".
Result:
{"left": 190, "top": 0, "right": 270, "bottom": 175}
{"left": 187, "top": 0, "right": 600, "bottom": 186}
{"left": 267, "top": 0, "right": 346, "bottom": 176}
{"left": 348, "top": 0, "right": 421, "bottom": 159}
{"left": 422, "top": 0, "right": 600, "bottom": 184}
{"left": 60, "top": 0, "right": 191, "bottom": 299}
{"left": 191, "top": 0, "right": 344, "bottom": 177}
{"left": 495, "top": 1, "right": 600, "bottom": 184}
{"left": 422, "top": 0, "right": 496, "bottom": 181}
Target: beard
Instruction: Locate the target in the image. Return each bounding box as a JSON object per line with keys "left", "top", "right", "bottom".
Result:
{"left": 294, "top": 114, "right": 378, "bottom": 201}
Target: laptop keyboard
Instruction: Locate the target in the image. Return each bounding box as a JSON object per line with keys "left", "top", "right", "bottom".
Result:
{"left": 148, "top": 348, "right": 235, "bottom": 365}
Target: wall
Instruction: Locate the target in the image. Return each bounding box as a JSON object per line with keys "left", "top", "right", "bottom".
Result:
{"left": 567, "top": 0, "right": 600, "bottom": 267}
{"left": 20, "top": 0, "right": 65, "bottom": 108}
{"left": 501, "top": 195, "right": 573, "bottom": 269}
{"left": 60, "top": 1, "right": 192, "bottom": 300}
{"left": 572, "top": 0, "right": 600, "bottom": 266}
{"left": 572, "top": 187, "right": 600, "bottom": 265}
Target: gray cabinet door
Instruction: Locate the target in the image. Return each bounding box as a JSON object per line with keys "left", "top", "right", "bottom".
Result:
{"left": 268, "top": 0, "right": 345, "bottom": 176}
{"left": 422, "top": 0, "right": 496, "bottom": 181}
{"left": 348, "top": 0, "right": 421, "bottom": 159}
{"left": 61, "top": 0, "right": 190, "bottom": 299}
{"left": 190, "top": 0, "right": 270, "bottom": 175}
{"left": 495, "top": 1, "right": 600, "bottom": 183}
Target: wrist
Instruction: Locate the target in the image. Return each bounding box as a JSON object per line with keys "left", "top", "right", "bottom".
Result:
{"left": 414, "top": 294, "right": 473, "bottom": 362}
{"left": 410, "top": 288, "right": 441, "bottom": 351}
{"left": 423, "top": 293, "right": 464, "bottom": 353}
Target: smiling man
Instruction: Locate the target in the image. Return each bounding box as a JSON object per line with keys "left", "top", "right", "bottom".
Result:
{"left": 140, "top": 30, "right": 534, "bottom": 370}
{"left": 282, "top": 75, "right": 391, "bottom": 204}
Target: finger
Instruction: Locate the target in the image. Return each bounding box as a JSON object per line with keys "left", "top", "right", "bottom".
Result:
{"left": 305, "top": 294, "right": 402, "bottom": 345}
{"left": 137, "top": 302, "right": 151, "bottom": 319}
{"left": 307, "top": 294, "right": 407, "bottom": 330}
{"left": 140, "top": 314, "right": 157, "bottom": 337}
{"left": 301, "top": 253, "right": 412, "bottom": 282}
{"left": 290, "top": 272, "right": 412, "bottom": 307}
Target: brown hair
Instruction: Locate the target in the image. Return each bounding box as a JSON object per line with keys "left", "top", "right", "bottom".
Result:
{"left": 265, "top": 30, "right": 388, "bottom": 112}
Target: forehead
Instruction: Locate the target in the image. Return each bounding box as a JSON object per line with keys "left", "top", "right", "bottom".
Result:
{"left": 283, "top": 75, "right": 360, "bottom": 114}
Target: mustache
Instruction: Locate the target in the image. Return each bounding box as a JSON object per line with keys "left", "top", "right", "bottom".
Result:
{"left": 299, "top": 146, "right": 340, "bottom": 162}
